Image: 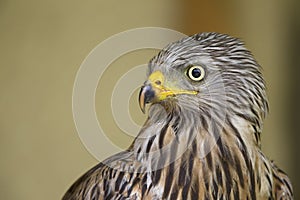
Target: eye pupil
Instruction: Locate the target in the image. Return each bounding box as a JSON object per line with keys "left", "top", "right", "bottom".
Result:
{"left": 191, "top": 68, "right": 201, "bottom": 78}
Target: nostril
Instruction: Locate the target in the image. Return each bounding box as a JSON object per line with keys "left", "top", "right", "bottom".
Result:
{"left": 155, "top": 80, "right": 161, "bottom": 85}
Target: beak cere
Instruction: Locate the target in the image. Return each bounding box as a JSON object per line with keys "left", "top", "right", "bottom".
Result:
{"left": 138, "top": 85, "right": 155, "bottom": 113}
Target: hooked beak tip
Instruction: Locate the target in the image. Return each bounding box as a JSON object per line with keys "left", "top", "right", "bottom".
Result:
{"left": 138, "top": 85, "right": 155, "bottom": 114}
{"left": 139, "top": 87, "right": 146, "bottom": 114}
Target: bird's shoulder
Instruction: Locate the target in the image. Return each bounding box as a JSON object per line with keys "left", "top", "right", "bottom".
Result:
{"left": 271, "top": 161, "right": 294, "bottom": 200}
{"left": 62, "top": 151, "right": 144, "bottom": 200}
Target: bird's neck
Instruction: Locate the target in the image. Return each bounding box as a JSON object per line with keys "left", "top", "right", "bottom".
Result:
{"left": 131, "top": 105, "right": 260, "bottom": 172}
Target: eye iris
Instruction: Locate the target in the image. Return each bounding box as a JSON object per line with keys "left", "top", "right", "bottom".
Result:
{"left": 191, "top": 68, "right": 201, "bottom": 78}
{"left": 186, "top": 66, "right": 205, "bottom": 81}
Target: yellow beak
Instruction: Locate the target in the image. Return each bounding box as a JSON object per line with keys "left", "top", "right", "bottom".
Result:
{"left": 138, "top": 71, "right": 198, "bottom": 113}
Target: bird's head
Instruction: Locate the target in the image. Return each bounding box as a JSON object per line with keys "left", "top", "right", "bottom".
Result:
{"left": 139, "top": 32, "right": 268, "bottom": 133}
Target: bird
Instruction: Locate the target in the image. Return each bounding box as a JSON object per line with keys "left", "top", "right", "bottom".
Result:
{"left": 63, "top": 32, "right": 293, "bottom": 200}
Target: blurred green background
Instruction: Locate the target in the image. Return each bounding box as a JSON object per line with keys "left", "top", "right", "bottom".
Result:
{"left": 0, "top": 0, "right": 299, "bottom": 199}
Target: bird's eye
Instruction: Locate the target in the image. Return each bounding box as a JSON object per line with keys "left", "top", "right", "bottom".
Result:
{"left": 186, "top": 66, "right": 205, "bottom": 81}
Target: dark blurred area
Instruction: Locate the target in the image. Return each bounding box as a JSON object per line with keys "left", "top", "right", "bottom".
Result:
{"left": 287, "top": 0, "right": 300, "bottom": 196}
{"left": 0, "top": 0, "right": 298, "bottom": 199}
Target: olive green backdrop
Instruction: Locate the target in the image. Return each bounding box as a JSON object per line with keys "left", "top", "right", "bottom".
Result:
{"left": 0, "top": 0, "right": 298, "bottom": 199}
